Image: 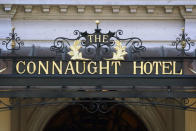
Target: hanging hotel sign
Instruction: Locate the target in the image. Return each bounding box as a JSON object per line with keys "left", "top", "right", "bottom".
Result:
{"left": 0, "top": 21, "right": 195, "bottom": 76}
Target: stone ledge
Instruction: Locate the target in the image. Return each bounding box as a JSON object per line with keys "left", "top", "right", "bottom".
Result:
{"left": 0, "top": 5, "right": 196, "bottom": 20}
{"left": 0, "top": 0, "right": 196, "bottom": 6}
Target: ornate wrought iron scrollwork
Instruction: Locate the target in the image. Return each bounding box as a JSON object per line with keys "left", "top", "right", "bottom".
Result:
{"left": 172, "top": 28, "right": 195, "bottom": 56}
{"left": 1, "top": 97, "right": 196, "bottom": 112}
{"left": 50, "top": 37, "right": 73, "bottom": 54}
{"left": 51, "top": 20, "right": 145, "bottom": 60}
{"left": 50, "top": 30, "right": 81, "bottom": 53}
{"left": 77, "top": 100, "right": 119, "bottom": 113}
{"left": 114, "top": 30, "right": 146, "bottom": 54}
{"left": 2, "top": 27, "right": 24, "bottom": 52}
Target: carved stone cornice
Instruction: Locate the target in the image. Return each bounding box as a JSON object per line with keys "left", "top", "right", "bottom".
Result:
{"left": 164, "top": 6, "right": 173, "bottom": 13}
{"left": 179, "top": 6, "right": 196, "bottom": 19}
{"left": 0, "top": 0, "right": 196, "bottom": 6}
{"left": 24, "top": 5, "right": 32, "bottom": 13}
{"left": 9, "top": 5, "right": 184, "bottom": 20}
{"left": 0, "top": 4, "right": 196, "bottom": 20}
{"left": 0, "top": 5, "right": 17, "bottom": 18}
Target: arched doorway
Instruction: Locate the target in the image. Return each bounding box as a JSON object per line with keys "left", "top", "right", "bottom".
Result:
{"left": 43, "top": 101, "right": 148, "bottom": 131}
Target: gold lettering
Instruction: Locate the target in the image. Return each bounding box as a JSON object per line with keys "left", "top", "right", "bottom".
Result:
{"left": 173, "top": 61, "right": 182, "bottom": 75}
{"left": 27, "top": 61, "right": 36, "bottom": 74}
{"left": 65, "top": 61, "right": 75, "bottom": 74}
{"left": 76, "top": 61, "right": 86, "bottom": 74}
{"left": 153, "top": 61, "right": 162, "bottom": 75}
{"left": 99, "top": 61, "right": 110, "bottom": 74}
{"left": 103, "top": 35, "right": 108, "bottom": 43}
{"left": 162, "top": 61, "right": 172, "bottom": 75}
{"left": 88, "top": 35, "right": 93, "bottom": 43}
{"left": 16, "top": 61, "right": 26, "bottom": 74}
{"left": 111, "top": 61, "right": 121, "bottom": 74}
{"left": 88, "top": 61, "right": 97, "bottom": 74}
{"left": 38, "top": 61, "right": 49, "bottom": 74}
{"left": 133, "top": 62, "right": 143, "bottom": 74}
{"left": 52, "top": 61, "right": 62, "bottom": 74}
{"left": 95, "top": 35, "right": 101, "bottom": 43}
{"left": 144, "top": 62, "right": 153, "bottom": 74}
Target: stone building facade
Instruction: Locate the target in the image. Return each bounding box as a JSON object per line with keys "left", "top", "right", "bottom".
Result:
{"left": 0, "top": 0, "right": 196, "bottom": 131}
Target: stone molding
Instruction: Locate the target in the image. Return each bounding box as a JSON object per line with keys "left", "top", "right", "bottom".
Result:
{"left": 0, "top": 5, "right": 195, "bottom": 20}
{"left": 0, "top": 5, "right": 191, "bottom": 20}
{"left": 0, "top": 0, "right": 196, "bottom": 6}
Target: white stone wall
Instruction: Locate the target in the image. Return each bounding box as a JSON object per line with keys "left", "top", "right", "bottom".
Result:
{"left": 0, "top": 1, "right": 195, "bottom": 53}
{"left": 0, "top": 19, "right": 181, "bottom": 52}
{"left": 12, "top": 19, "right": 183, "bottom": 41}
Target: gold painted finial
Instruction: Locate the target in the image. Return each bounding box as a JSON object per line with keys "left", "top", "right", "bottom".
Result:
{"left": 95, "top": 20, "right": 100, "bottom": 25}
{"left": 182, "top": 28, "right": 184, "bottom": 31}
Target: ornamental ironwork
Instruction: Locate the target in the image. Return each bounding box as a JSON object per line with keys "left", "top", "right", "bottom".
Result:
{"left": 1, "top": 98, "right": 196, "bottom": 112}
{"left": 2, "top": 27, "right": 24, "bottom": 53}
{"left": 172, "top": 28, "right": 195, "bottom": 56}
{"left": 50, "top": 20, "right": 146, "bottom": 60}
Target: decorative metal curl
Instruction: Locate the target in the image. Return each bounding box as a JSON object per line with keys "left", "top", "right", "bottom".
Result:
{"left": 50, "top": 37, "right": 70, "bottom": 53}
{"left": 114, "top": 30, "right": 146, "bottom": 56}
{"left": 73, "top": 30, "right": 81, "bottom": 39}
{"left": 50, "top": 30, "right": 82, "bottom": 54}
{"left": 172, "top": 28, "right": 195, "bottom": 56}
{"left": 84, "top": 44, "right": 96, "bottom": 56}
{"left": 77, "top": 100, "right": 120, "bottom": 114}
{"left": 2, "top": 27, "right": 24, "bottom": 52}
{"left": 101, "top": 45, "right": 112, "bottom": 56}
{"left": 126, "top": 37, "right": 146, "bottom": 54}
{"left": 115, "top": 30, "right": 123, "bottom": 38}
